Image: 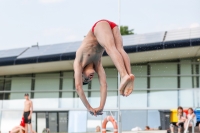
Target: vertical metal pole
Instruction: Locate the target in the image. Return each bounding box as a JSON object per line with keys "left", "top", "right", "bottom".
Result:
{"left": 118, "top": 0, "right": 121, "bottom": 133}
{"left": 0, "top": 104, "right": 3, "bottom": 130}
{"left": 192, "top": 120, "right": 194, "bottom": 133}
{"left": 118, "top": 73, "right": 121, "bottom": 133}
{"left": 118, "top": 0, "right": 121, "bottom": 27}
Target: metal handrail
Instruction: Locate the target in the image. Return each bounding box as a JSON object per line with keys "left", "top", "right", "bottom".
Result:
{"left": 184, "top": 118, "right": 194, "bottom": 133}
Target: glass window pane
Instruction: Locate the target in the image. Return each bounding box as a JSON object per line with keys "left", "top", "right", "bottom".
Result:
{"left": 2, "top": 93, "right": 28, "bottom": 109}
{"left": 196, "top": 88, "right": 200, "bottom": 107}
{"left": 180, "top": 60, "right": 192, "bottom": 88}
{"left": 59, "top": 112, "right": 68, "bottom": 132}
{"left": 121, "top": 110, "right": 147, "bottom": 131}
{"left": 61, "top": 71, "right": 75, "bottom": 107}
{"left": 121, "top": 90, "right": 147, "bottom": 108}
{"left": 77, "top": 92, "right": 88, "bottom": 108}
{"left": 91, "top": 76, "right": 99, "bottom": 90}
{"left": 132, "top": 65, "right": 147, "bottom": 89}
{"left": 149, "top": 90, "right": 178, "bottom": 108}
{"left": 179, "top": 60, "right": 193, "bottom": 107}
{"left": 82, "top": 84, "right": 89, "bottom": 90}
{"left": 0, "top": 110, "right": 1, "bottom": 130}
{"left": 4, "top": 93, "right": 10, "bottom": 100}
{"left": 151, "top": 77, "right": 177, "bottom": 89}
{"left": 63, "top": 72, "right": 74, "bottom": 90}
{"left": 89, "top": 91, "right": 117, "bottom": 109}
{"left": 34, "top": 73, "right": 59, "bottom": 98}
{"left": 60, "top": 92, "right": 74, "bottom": 108}
{"left": 6, "top": 92, "right": 28, "bottom": 100}
{"left": 105, "top": 68, "right": 117, "bottom": 90}
{"left": 11, "top": 77, "right": 31, "bottom": 91}
{"left": 0, "top": 79, "right": 3, "bottom": 91}
{"left": 62, "top": 92, "right": 74, "bottom": 98}
{"left": 198, "top": 63, "right": 200, "bottom": 106}
{"left": 179, "top": 89, "right": 194, "bottom": 107}
{"left": 34, "top": 92, "right": 58, "bottom": 98}
{"left": 33, "top": 98, "right": 58, "bottom": 109}
{"left": 0, "top": 93, "right": 3, "bottom": 100}
{"left": 105, "top": 91, "right": 117, "bottom": 108}
{"left": 150, "top": 63, "right": 177, "bottom": 75}
{"left": 147, "top": 110, "right": 160, "bottom": 129}
{"left": 150, "top": 63, "right": 177, "bottom": 89}
{"left": 37, "top": 113, "right": 46, "bottom": 133}
{"left": 49, "top": 113, "right": 57, "bottom": 132}
{"left": 4, "top": 79, "right": 11, "bottom": 91}
{"left": 89, "top": 91, "right": 100, "bottom": 108}
{"left": 68, "top": 111, "right": 87, "bottom": 132}
{"left": 91, "top": 68, "right": 118, "bottom": 90}
{"left": 32, "top": 113, "right": 36, "bottom": 131}
{"left": 10, "top": 77, "right": 31, "bottom": 99}
{"left": 90, "top": 68, "right": 117, "bottom": 109}
{"left": 0, "top": 99, "right": 2, "bottom": 108}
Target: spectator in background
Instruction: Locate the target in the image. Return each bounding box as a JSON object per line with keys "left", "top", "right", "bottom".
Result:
{"left": 198, "top": 123, "right": 200, "bottom": 131}
{"left": 95, "top": 126, "right": 101, "bottom": 132}
{"left": 144, "top": 126, "right": 156, "bottom": 130}
{"left": 199, "top": 122, "right": 200, "bottom": 131}
{"left": 184, "top": 108, "right": 196, "bottom": 130}
{"left": 42, "top": 128, "right": 50, "bottom": 133}
{"left": 145, "top": 126, "right": 150, "bottom": 130}
{"left": 170, "top": 106, "right": 186, "bottom": 133}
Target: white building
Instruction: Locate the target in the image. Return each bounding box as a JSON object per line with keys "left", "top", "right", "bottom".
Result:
{"left": 0, "top": 27, "right": 200, "bottom": 132}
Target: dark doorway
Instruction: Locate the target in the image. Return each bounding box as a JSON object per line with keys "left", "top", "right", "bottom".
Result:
{"left": 34, "top": 111, "right": 68, "bottom": 133}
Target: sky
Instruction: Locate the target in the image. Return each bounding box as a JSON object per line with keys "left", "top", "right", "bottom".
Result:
{"left": 0, "top": 0, "right": 200, "bottom": 50}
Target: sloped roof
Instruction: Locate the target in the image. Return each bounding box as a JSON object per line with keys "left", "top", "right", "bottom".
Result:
{"left": 0, "top": 27, "right": 200, "bottom": 66}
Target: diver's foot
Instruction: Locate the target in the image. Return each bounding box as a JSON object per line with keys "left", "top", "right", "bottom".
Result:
{"left": 119, "top": 74, "right": 130, "bottom": 96}
{"left": 123, "top": 74, "right": 135, "bottom": 96}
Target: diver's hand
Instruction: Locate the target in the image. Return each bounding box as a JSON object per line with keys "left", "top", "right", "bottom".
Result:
{"left": 94, "top": 107, "right": 103, "bottom": 115}
{"left": 89, "top": 107, "right": 97, "bottom": 116}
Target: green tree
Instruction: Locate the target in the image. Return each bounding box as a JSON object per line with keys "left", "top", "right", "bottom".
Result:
{"left": 120, "top": 26, "right": 134, "bottom": 35}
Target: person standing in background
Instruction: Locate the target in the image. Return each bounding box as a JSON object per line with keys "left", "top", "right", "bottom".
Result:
{"left": 23, "top": 94, "right": 33, "bottom": 133}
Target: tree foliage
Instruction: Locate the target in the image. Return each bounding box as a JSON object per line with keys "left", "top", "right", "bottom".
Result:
{"left": 120, "top": 26, "right": 134, "bottom": 35}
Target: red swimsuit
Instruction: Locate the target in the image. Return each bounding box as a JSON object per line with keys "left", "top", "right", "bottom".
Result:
{"left": 20, "top": 117, "right": 25, "bottom": 128}
{"left": 92, "top": 19, "right": 117, "bottom": 32}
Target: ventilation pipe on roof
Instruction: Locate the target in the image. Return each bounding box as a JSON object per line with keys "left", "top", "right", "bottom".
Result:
{"left": 32, "top": 42, "right": 39, "bottom": 49}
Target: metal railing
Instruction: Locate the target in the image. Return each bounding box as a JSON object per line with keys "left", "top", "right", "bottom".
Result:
{"left": 184, "top": 118, "right": 194, "bottom": 133}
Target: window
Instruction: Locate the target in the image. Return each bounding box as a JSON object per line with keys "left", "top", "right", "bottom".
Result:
{"left": 0, "top": 79, "right": 3, "bottom": 91}
{"left": 179, "top": 60, "right": 193, "bottom": 107}
{"left": 121, "top": 65, "right": 148, "bottom": 108}
{"left": 90, "top": 68, "right": 118, "bottom": 108}
{"left": 60, "top": 71, "right": 75, "bottom": 108}
{"left": 34, "top": 73, "right": 60, "bottom": 98}
{"left": 10, "top": 77, "right": 31, "bottom": 99}
{"left": 149, "top": 63, "right": 178, "bottom": 108}
{"left": 150, "top": 63, "right": 177, "bottom": 89}
{"left": 62, "top": 71, "right": 74, "bottom": 98}
{"left": 4, "top": 78, "right": 11, "bottom": 91}
{"left": 132, "top": 65, "right": 147, "bottom": 89}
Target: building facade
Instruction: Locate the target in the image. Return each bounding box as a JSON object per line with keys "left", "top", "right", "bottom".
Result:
{"left": 0, "top": 27, "right": 200, "bottom": 132}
